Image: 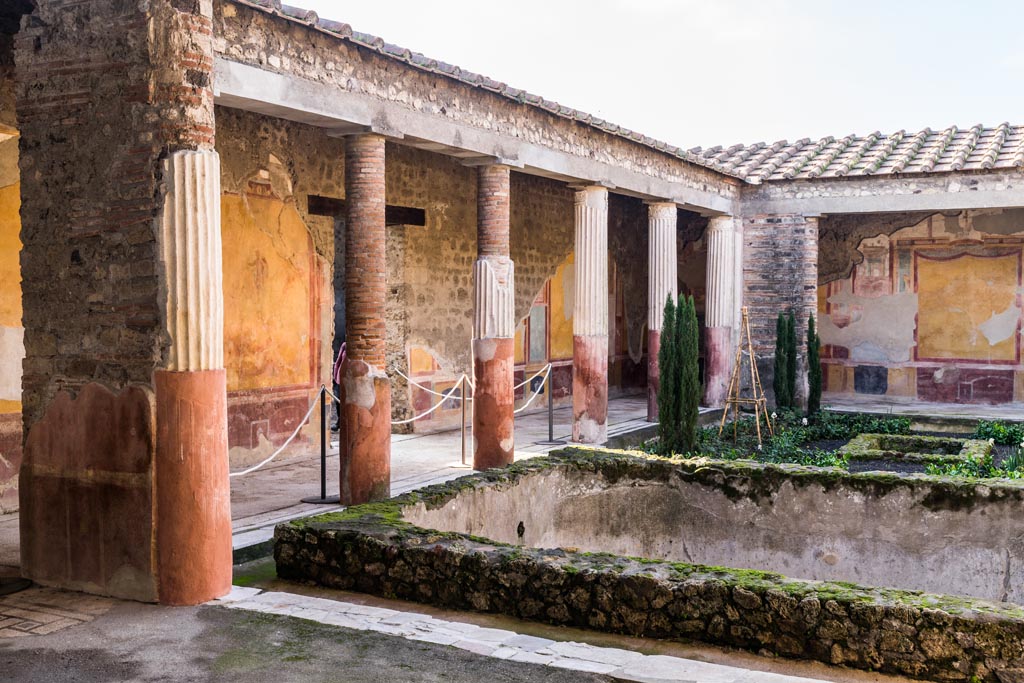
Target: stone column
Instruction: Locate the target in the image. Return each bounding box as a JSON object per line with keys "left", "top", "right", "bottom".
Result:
{"left": 703, "top": 216, "right": 738, "bottom": 407}
{"left": 339, "top": 134, "right": 391, "bottom": 504}
{"left": 572, "top": 186, "right": 609, "bottom": 443}
{"left": 154, "top": 150, "right": 231, "bottom": 605}
{"left": 646, "top": 202, "right": 678, "bottom": 422}
{"left": 473, "top": 165, "right": 515, "bottom": 469}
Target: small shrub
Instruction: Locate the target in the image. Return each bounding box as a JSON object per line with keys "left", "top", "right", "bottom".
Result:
{"left": 972, "top": 420, "right": 1024, "bottom": 445}
{"left": 807, "top": 313, "right": 821, "bottom": 415}
{"left": 773, "top": 313, "right": 790, "bottom": 408}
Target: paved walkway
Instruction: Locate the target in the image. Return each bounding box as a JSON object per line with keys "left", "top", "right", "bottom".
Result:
{"left": 212, "top": 583, "right": 911, "bottom": 683}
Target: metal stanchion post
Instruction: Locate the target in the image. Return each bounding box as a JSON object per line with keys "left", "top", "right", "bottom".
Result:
{"left": 537, "top": 368, "right": 565, "bottom": 446}
{"left": 303, "top": 386, "right": 340, "bottom": 504}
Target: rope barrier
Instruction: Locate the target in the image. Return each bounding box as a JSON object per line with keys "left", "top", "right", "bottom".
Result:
{"left": 232, "top": 362, "right": 552, "bottom": 477}
{"left": 390, "top": 374, "right": 470, "bottom": 425}
{"left": 394, "top": 368, "right": 472, "bottom": 402}
{"left": 513, "top": 363, "right": 551, "bottom": 391}
{"left": 230, "top": 386, "right": 325, "bottom": 478}
{"left": 514, "top": 364, "right": 551, "bottom": 414}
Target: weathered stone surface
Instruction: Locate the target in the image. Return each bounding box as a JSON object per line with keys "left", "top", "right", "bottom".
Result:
{"left": 276, "top": 450, "right": 1024, "bottom": 682}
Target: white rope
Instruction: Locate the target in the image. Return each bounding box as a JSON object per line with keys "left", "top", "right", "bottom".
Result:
{"left": 394, "top": 368, "right": 472, "bottom": 401}
{"left": 229, "top": 386, "right": 325, "bottom": 478}
{"left": 391, "top": 374, "right": 469, "bottom": 425}
{"left": 514, "top": 365, "right": 551, "bottom": 414}
{"left": 513, "top": 363, "right": 552, "bottom": 391}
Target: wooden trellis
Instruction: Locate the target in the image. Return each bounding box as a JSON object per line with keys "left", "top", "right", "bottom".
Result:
{"left": 719, "top": 306, "right": 774, "bottom": 445}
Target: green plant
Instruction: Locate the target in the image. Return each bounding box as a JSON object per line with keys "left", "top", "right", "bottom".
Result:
{"left": 678, "top": 294, "right": 700, "bottom": 454}
{"left": 773, "top": 312, "right": 790, "bottom": 408}
{"left": 972, "top": 420, "right": 1024, "bottom": 445}
{"left": 656, "top": 294, "right": 678, "bottom": 454}
{"left": 1004, "top": 442, "right": 1024, "bottom": 474}
{"left": 807, "top": 313, "right": 821, "bottom": 415}
{"left": 785, "top": 310, "right": 797, "bottom": 407}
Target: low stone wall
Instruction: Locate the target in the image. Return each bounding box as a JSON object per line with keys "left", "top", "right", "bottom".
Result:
{"left": 276, "top": 450, "right": 1024, "bottom": 681}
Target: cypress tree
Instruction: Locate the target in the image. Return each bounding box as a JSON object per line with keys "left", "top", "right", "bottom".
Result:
{"left": 657, "top": 295, "right": 678, "bottom": 453}
{"left": 786, "top": 310, "right": 797, "bottom": 408}
{"left": 773, "top": 312, "right": 789, "bottom": 408}
{"left": 679, "top": 295, "right": 700, "bottom": 454}
{"left": 807, "top": 313, "right": 822, "bottom": 415}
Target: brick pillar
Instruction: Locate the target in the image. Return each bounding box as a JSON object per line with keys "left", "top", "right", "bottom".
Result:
{"left": 339, "top": 134, "right": 390, "bottom": 504}
{"left": 572, "top": 186, "right": 609, "bottom": 444}
{"left": 743, "top": 214, "right": 818, "bottom": 406}
{"left": 473, "top": 165, "right": 515, "bottom": 469}
{"left": 646, "top": 202, "right": 677, "bottom": 422}
{"left": 16, "top": 0, "right": 228, "bottom": 604}
{"left": 703, "top": 216, "right": 738, "bottom": 407}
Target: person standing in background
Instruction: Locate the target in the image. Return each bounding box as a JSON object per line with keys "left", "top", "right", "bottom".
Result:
{"left": 331, "top": 341, "right": 346, "bottom": 432}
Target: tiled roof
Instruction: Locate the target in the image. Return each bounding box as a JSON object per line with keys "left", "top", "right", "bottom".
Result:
{"left": 690, "top": 124, "right": 1024, "bottom": 183}
{"left": 230, "top": 1, "right": 1024, "bottom": 185}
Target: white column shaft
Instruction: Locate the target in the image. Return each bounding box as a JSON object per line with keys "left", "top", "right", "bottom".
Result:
{"left": 573, "top": 187, "right": 609, "bottom": 337}
{"left": 647, "top": 203, "right": 678, "bottom": 331}
{"left": 705, "top": 216, "right": 737, "bottom": 329}
{"left": 160, "top": 149, "right": 224, "bottom": 372}
{"left": 473, "top": 258, "right": 515, "bottom": 339}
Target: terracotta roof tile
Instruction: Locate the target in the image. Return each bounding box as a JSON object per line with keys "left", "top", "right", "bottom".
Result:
{"left": 227, "top": 0, "right": 1023, "bottom": 183}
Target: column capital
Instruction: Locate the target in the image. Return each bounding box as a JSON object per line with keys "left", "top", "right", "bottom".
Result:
{"left": 646, "top": 201, "right": 677, "bottom": 221}
{"left": 573, "top": 184, "right": 609, "bottom": 209}
{"left": 706, "top": 215, "right": 739, "bottom": 235}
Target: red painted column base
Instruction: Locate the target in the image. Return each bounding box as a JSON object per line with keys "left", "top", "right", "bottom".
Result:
{"left": 155, "top": 369, "right": 232, "bottom": 606}
{"left": 339, "top": 359, "right": 391, "bottom": 505}
{"left": 647, "top": 329, "right": 661, "bottom": 422}
{"left": 573, "top": 335, "right": 609, "bottom": 444}
{"left": 473, "top": 337, "right": 515, "bottom": 470}
{"left": 703, "top": 326, "right": 732, "bottom": 407}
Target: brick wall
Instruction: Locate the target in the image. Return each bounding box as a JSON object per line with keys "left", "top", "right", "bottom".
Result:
{"left": 16, "top": 0, "right": 215, "bottom": 428}
{"left": 743, "top": 214, "right": 818, "bottom": 402}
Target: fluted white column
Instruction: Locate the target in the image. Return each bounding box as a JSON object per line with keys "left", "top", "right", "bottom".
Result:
{"left": 646, "top": 202, "right": 677, "bottom": 421}
{"left": 159, "top": 150, "right": 224, "bottom": 372}
{"left": 703, "top": 216, "right": 738, "bottom": 406}
{"left": 572, "top": 186, "right": 609, "bottom": 444}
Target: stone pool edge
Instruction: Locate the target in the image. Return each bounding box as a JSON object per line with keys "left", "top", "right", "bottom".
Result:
{"left": 274, "top": 448, "right": 1024, "bottom": 681}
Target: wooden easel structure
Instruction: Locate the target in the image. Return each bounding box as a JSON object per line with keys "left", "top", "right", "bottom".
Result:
{"left": 718, "top": 306, "right": 774, "bottom": 445}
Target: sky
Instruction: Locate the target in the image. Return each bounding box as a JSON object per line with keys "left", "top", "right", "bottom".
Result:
{"left": 293, "top": 0, "right": 1024, "bottom": 150}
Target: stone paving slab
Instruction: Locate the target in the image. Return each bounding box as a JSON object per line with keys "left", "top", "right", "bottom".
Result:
{"left": 214, "top": 587, "right": 833, "bottom": 683}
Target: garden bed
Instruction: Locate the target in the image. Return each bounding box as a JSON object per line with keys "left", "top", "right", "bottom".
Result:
{"left": 840, "top": 433, "right": 991, "bottom": 475}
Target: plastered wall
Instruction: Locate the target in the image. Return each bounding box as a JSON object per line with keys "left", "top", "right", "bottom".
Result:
{"left": 819, "top": 209, "right": 1024, "bottom": 404}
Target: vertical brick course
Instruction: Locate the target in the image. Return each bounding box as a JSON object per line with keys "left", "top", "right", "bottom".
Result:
{"left": 477, "top": 165, "right": 510, "bottom": 258}
{"left": 344, "top": 133, "right": 387, "bottom": 368}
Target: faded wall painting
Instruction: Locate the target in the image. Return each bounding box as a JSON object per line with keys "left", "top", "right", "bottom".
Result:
{"left": 819, "top": 210, "right": 1024, "bottom": 405}
{"left": 0, "top": 125, "right": 21, "bottom": 511}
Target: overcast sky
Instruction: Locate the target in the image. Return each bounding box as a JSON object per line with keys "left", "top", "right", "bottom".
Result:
{"left": 295, "top": 1, "right": 1024, "bottom": 150}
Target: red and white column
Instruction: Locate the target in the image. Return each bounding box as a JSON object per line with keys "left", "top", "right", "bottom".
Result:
{"left": 154, "top": 150, "right": 232, "bottom": 605}
{"left": 703, "top": 215, "right": 739, "bottom": 407}
{"left": 339, "top": 134, "right": 391, "bottom": 504}
{"left": 646, "top": 202, "right": 678, "bottom": 421}
{"left": 473, "top": 165, "right": 515, "bottom": 469}
{"left": 572, "top": 186, "right": 609, "bottom": 443}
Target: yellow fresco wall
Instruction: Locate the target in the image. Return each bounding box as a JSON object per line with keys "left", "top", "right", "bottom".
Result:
{"left": 0, "top": 175, "right": 21, "bottom": 415}
{"left": 917, "top": 253, "right": 1018, "bottom": 362}
{"left": 548, "top": 253, "right": 574, "bottom": 360}
{"left": 222, "top": 192, "right": 313, "bottom": 392}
